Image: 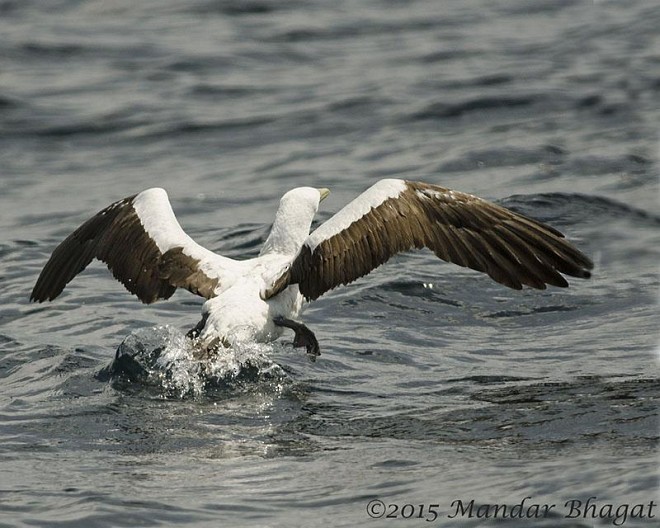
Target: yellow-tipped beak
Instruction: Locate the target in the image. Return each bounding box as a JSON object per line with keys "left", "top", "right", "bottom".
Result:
{"left": 318, "top": 188, "right": 330, "bottom": 202}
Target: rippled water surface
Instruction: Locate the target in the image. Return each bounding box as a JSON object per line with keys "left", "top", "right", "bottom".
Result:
{"left": 1, "top": 1, "right": 658, "bottom": 527}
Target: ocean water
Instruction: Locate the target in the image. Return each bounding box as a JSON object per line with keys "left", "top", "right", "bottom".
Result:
{"left": 0, "top": 0, "right": 658, "bottom": 527}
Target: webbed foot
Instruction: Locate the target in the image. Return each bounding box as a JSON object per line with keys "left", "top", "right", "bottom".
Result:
{"left": 186, "top": 313, "right": 209, "bottom": 339}
{"left": 273, "top": 316, "right": 320, "bottom": 360}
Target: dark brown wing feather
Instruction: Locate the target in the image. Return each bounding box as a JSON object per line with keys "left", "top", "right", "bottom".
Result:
{"left": 266, "top": 180, "right": 593, "bottom": 301}
{"left": 30, "top": 194, "right": 218, "bottom": 304}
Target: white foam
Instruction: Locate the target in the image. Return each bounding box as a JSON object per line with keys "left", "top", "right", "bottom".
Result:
{"left": 163, "top": 328, "right": 288, "bottom": 396}
{"left": 117, "top": 325, "right": 287, "bottom": 398}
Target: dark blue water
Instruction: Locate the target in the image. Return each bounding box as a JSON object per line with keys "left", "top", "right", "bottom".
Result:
{"left": 1, "top": 1, "right": 658, "bottom": 526}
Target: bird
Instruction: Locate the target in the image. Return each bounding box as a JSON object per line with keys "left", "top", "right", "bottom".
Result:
{"left": 30, "top": 179, "right": 593, "bottom": 358}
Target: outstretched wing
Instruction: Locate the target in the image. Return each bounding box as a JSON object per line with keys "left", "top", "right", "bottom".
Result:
{"left": 264, "top": 179, "right": 593, "bottom": 301}
{"left": 31, "top": 188, "right": 240, "bottom": 304}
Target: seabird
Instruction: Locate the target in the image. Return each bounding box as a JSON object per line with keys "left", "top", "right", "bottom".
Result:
{"left": 30, "top": 179, "right": 593, "bottom": 358}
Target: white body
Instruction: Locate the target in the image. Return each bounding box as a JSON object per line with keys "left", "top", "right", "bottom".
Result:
{"left": 151, "top": 185, "right": 327, "bottom": 349}
{"left": 145, "top": 180, "right": 404, "bottom": 349}
{"left": 198, "top": 256, "right": 304, "bottom": 348}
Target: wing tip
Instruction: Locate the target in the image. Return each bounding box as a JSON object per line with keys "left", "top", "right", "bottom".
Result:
{"left": 29, "top": 286, "right": 59, "bottom": 303}
{"left": 29, "top": 283, "right": 48, "bottom": 303}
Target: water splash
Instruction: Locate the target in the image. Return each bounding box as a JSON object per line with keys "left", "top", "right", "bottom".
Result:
{"left": 102, "top": 325, "right": 288, "bottom": 398}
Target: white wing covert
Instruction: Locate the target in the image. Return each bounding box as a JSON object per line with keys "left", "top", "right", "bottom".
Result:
{"left": 31, "top": 188, "right": 239, "bottom": 304}
{"left": 264, "top": 179, "right": 593, "bottom": 301}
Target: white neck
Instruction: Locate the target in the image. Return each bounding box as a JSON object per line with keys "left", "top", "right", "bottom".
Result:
{"left": 260, "top": 188, "right": 320, "bottom": 256}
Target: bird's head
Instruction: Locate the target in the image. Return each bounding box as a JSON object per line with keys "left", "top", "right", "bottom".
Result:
{"left": 279, "top": 186, "right": 330, "bottom": 213}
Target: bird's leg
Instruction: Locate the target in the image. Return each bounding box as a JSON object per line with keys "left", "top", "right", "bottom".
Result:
{"left": 273, "top": 316, "right": 320, "bottom": 360}
{"left": 186, "top": 312, "right": 209, "bottom": 339}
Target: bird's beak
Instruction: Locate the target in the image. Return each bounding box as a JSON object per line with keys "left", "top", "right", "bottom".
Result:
{"left": 318, "top": 188, "right": 330, "bottom": 202}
